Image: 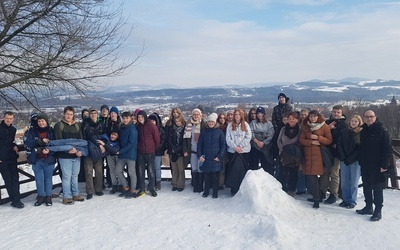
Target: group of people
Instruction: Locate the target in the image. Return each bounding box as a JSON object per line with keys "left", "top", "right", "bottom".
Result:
{"left": 0, "top": 93, "right": 392, "bottom": 222}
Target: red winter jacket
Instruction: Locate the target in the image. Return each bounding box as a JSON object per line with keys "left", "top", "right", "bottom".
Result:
{"left": 137, "top": 121, "right": 160, "bottom": 154}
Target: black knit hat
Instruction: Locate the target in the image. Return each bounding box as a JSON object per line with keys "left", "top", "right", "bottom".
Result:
{"left": 100, "top": 105, "right": 109, "bottom": 112}
{"left": 278, "top": 92, "right": 287, "bottom": 99}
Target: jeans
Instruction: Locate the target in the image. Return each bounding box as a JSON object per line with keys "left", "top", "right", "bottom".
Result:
{"left": 190, "top": 153, "right": 202, "bottom": 173}
{"left": 47, "top": 139, "right": 88, "bottom": 157}
{"left": 138, "top": 153, "right": 156, "bottom": 191}
{"left": 116, "top": 158, "right": 137, "bottom": 189}
{"left": 58, "top": 158, "right": 81, "bottom": 199}
{"left": 32, "top": 158, "right": 55, "bottom": 197}
{"left": 296, "top": 169, "right": 308, "bottom": 193}
{"left": 340, "top": 161, "right": 361, "bottom": 205}
{"left": 155, "top": 155, "right": 162, "bottom": 182}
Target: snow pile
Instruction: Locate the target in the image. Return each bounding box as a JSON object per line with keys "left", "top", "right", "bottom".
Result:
{"left": 229, "top": 169, "right": 310, "bottom": 248}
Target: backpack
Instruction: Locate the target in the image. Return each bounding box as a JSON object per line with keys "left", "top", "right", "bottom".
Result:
{"left": 280, "top": 143, "right": 304, "bottom": 168}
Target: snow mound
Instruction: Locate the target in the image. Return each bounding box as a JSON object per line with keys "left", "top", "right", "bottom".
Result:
{"left": 229, "top": 169, "right": 310, "bottom": 248}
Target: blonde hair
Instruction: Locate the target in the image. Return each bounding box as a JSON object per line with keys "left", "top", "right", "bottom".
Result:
{"left": 349, "top": 114, "right": 363, "bottom": 128}
{"left": 349, "top": 114, "right": 363, "bottom": 144}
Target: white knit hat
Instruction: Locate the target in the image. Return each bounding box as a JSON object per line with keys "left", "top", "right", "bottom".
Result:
{"left": 207, "top": 113, "right": 218, "bottom": 123}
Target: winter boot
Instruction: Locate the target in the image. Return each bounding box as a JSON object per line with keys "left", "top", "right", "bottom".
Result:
{"left": 370, "top": 205, "right": 382, "bottom": 221}
{"left": 324, "top": 194, "right": 337, "bottom": 204}
{"left": 45, "top": 196, "right": 52, "bottom": 206}
{"left": 156, "top": 181, "right": 161, "bottom": 191}
{"left": 212, "top": 172, "right": 219, "bottom": 199}
{"left": 356, "top": 205, "right": 374, "bottom": 215}
{"left": 34, "top": 196, "right": 45, "bottom": 206}
{"left": 119, "top": 186, "right": 131, "bottom": 197}
{"left": 313, "top": 200, "right": 319, "bottom": 209}
{"left": 198, "top": 172, "right": 204, "bottom": 193}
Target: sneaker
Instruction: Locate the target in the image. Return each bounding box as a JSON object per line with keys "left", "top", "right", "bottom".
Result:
{"left": 135, "top": 190, "right": 145, "bottom": 198}
{"left": 11, "top": 201, "right": 25, "bottom": 209}
{"left": 177, "top": 188, "right": 184, "bottom": 192}
{"left": 34, "top": 197, "right": 45, "bottom": 206}
{"left": 150, "top": 190, "right": 158, "bottom": 197}
{"left": 109, "top": 186, "right": 118, "bottom": 194}
{"left": 45, "top": 196, "right": 52, "bottom": 206}
{"left": 172, "top": 187, "right": 178, "bottom": 191}
{"left": 356, "top": 206, "right": 373, "bottom": 215}
{"left": 339, "top": 201, "right": 348, "bottom": 207}
{"left": 73, "top": 195, "right": 85, "bottom": 202}
{"left": 324, "top": 194, "right": 337, "bottom": 204}
{"left": 62, "top": 198, "right": 74, "bottom": 205}
{"left": 346, "top": 204, "right": 355, "bottom": 209}
{"left": 86, "top": 194, "right": 93, "bottom": 200}
{"left": 125, "top": 190, "right": 138, "bottom": 199}
{"left": 119, "top": 187, "right": 131, "bottom": 197}
{"left": 95, "top": 191, "right": 104, "bottom": 196}
{"left": 370, "top": 211, "right": 382, "bottom": 221}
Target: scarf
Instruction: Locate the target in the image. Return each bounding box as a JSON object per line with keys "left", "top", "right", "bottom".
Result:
{"left": 284, "top": 123, "right": 299, "bottom": 139}
{"left": 307, "top": 121, "right": 325, "bottom": 132}
{"left": 184, "top": 118, "right": 201, "bottom": 142}
{"left": 173, "top": 124, "right": 184, "bottom": 145}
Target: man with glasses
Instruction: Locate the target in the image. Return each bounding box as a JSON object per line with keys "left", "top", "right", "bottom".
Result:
{"left": 357, "top": 110, "right": 391, "bottom": 221}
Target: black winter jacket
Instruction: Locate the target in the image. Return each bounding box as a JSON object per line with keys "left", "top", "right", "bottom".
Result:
{"left": 337, "top": 128, "right": 359, "bottom": 165}
{"left": 326, "top": 115, "right": 348, "bottom": 157}
{"left": 358, "top": 121, "right": 391, "bottom": 172}
{"left": 24, "top": 126, "right": 56, "bottom": 165}
{"left": 0, "top": 121, "right": 18, "bottom": 163}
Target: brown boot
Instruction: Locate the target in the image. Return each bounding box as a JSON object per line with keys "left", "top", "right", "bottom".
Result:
{"left": 45, "top": 196, "right": 52, "bottom": 206}
{"left": 34, "top": 196, "right": 45, "bottom": 206}
{"left": 73, "top": 195, "right": 85, "bottom": 202}
{"left": 62, "top": 198, "right": 74, "bottom": 205}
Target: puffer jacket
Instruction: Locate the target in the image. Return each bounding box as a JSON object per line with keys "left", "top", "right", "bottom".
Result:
{"left": 299, "top": 114, "right": 332, "bottom": 175}
{"left": 118, "top": 122, "right": 138, "bottom": 161}
{"left": 197, "top": 126, "right": 226, "bottom": 172}
{"left": 137, "top": 121, "right": 160, "bottom": 154}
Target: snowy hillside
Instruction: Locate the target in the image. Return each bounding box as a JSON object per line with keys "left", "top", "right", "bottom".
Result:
{"left": 0, "top": 169, "right": 399, "bottom": 249}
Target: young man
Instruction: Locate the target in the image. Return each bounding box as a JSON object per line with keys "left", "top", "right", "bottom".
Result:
{"left": 136, "top": 110, "right": 160, "bottom": 197}
{"left": 0, "top": 111, "right": 23, "bottom": 208}
{"left": 54, "top": 106, "right": 85, "bottom": 205}
{"left": 357, "top": 110, "right": 391, "bottom": 221}
{"left": 82, "top": 108, "right": 106, "bottom": 199}
{"left": 116, "top": 111, "right": 138, "bottom": 198}
{"left": 323, "top": 105, "right": 347, "bottom": 204}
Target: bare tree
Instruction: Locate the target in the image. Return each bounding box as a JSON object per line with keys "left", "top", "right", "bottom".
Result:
{"left": 0, "top": 0, "right": 142, "bottom": 109}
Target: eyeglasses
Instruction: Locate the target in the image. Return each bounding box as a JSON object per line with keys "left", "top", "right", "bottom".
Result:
{"left": 364, "top": 116, "right": 375, "bottom": 119}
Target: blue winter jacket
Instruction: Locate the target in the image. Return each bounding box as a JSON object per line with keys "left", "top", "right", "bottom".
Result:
{"left": 197, "top": 126, "right": 226, "bottom": 172}
{"left": 118, "top": 122, "right": 138, "bottom": 161}
{"left": 24, "top": 126, "right": 56, "bottom": 165}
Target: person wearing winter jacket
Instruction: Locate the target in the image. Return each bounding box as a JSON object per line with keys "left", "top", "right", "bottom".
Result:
{"left": 135, "top": 110, "right": 160, "bottom": 198}
{"left": 82, "top": 108, "right": 107, "bottom": 199}
{"left": 116, "top": 111, "right": 138, "bottom": 198}
{"left": 148, "top": 113, "right": 167, "bottom": 191}
{"left": 249, "top": 106, "right": 275, "bottom": 173}
{"left": 183, "top": 108, "right": 207, "bottom": 193}
{"left": 24, "top": 113, "right": 56, "bottom": 206}
{"left": 272, "top": 93, "right": 293, "bottom": 131}
{"left": 168, "top": 116, "right": 187, "bottom": 191}
{"left": 0, "top": 111, "right": 23, "bottom": 208}
{"left": 356, "top": 110, "right": 392, "bottom": 221}
{"left": 337, "top": 115, "right": 363, "bottom": 209}
{"left": 299, "top": 110, "right": 332, "bottom": 209}
{"left": 217, "top": 112, "right": 229, "bottom": 189}
{"left": 197, "top": 113, "right": 226, "bottom": 198}
{"left": 225, "top": 108, "right": 252, "bottom": 196}
{"left": 277, "top": 111, "right": 301, "bottom": 197}
{"left": 322, "top": 105, "right": 348, "bottom": 205}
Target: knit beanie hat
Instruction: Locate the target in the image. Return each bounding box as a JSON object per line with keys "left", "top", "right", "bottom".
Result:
{"left": 100, "top": 105, "right": 109, "bottom": 112}
{"left": 278, "top": 93, "right": 287, "bottom": 100}
{"left": 37, "top": 113, "right": 49, "bottom": 125}
{"left": 110, "top": 106, "right": 119, "bottom": 115}
{"left": 207, "top": 113, "right": 218, "bottom": 123}
{"left": 148, "top": 114, "right": 158, "bottom": 124}
{"left": 192, "top": 108, "right": 202, "bottom": 115}
{"left": 256, "top": 107, "right": 266, "bottom": 115}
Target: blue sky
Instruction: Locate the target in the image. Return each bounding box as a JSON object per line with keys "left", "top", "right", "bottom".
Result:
{"left": 111, "top": 0, "right": 400, "bottom": 87}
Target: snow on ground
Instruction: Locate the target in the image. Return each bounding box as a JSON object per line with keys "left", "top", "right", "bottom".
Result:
{"left": 0, "top": 169, "right": 399, "bottom": 249}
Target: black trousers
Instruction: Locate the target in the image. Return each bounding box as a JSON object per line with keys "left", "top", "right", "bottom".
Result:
{"left": 361, "top": 171, "right": 384, "bottom": 210}
{"left": 279, "top": 165, "right": 299, "bottom": 192}
{"left": 0, "top": 161, "right": 21, "bottom": 202}
{"left": 204, "top": 172, "right": 220, "bottom": 195}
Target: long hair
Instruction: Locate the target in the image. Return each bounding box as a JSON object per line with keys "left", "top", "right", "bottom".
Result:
{"left": 232, "top": 108, "right": 247, "bottom": 131}
{"left": 166, "top": 107, "right": 182, "bottom": 126}
{"left": 247, "top": 107, "right": 256, "bottom": 123}
{"left": 349, "top": 114, "right": 363, "bottom": 144}
{"left": 217, "top": 112, "right": 227, "bottom": 131}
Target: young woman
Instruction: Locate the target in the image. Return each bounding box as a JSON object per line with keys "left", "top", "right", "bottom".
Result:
{"left": 247, "top": 107, "right": 257, "bottom": 123}
{"left": 337, "top": 114, "right": 363, "bottom": 209}
{"left": 249, "top": 107, "right": 275, "bottom": 173}
{"left": 197, "top": 113, "right": 226, "bottom": 198}
{"left": 225, "top": 108, "right": 252, "bottom": 195}
{"left": 277, "top": 112, "right": 301, "bottom": 197}
{"left": 299, "top": 110, "right": 332, "bottom": 209}
{"left": 24, "top": 113, "right": 56, "bottom": 206}
{"left": 217, "top": 112, "right": 228, "bottom": 189}
{"left": 167, "top": 116, "right": 187, "bottom": 191}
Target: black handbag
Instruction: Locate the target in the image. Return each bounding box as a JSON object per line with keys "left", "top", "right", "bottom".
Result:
{"left": 320, "top": 146, "right": 334, "bottom": 168}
